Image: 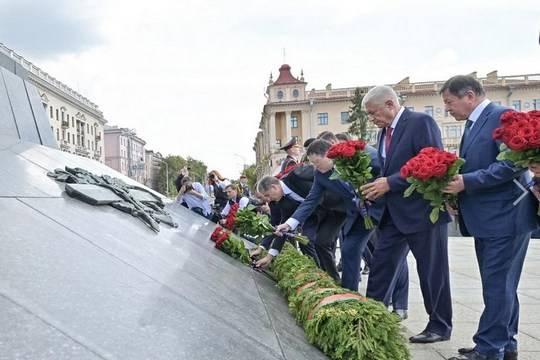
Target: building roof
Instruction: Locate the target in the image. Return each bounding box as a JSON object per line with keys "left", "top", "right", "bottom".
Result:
{"left": 273, "top": 64, "right": 305, "bottom": 86}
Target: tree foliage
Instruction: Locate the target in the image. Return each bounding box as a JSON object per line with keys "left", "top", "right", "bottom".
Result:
{"left": 347, "top": 88, "right": 369, "bottom": 140}
{"left": 157, "top": 155, "right": 208, "bottom": 196}
{"left": 242, "top": 164, "right": 257, "bottom": 191}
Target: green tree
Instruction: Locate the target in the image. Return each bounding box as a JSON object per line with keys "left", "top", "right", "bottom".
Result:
{"left": 348, "top": 87, "right": 369, "bottom": 140}
{"left": 157, "top": 155, "right": 209, "bottom": 197}
{"left": 242, "top": 164, "right": 257, "bottom": 191}
{"left": 186, "top": 157, "right": 208, "bottom": 183}
{"left": 158, "top": 155, "right": 186, "bottom": 196}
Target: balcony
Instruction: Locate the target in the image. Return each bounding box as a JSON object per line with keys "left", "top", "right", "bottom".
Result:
{"left": 60, "top": 141, "right": 70, "bottom": 151}
{"left": 75, "top": 146, "right": 90, "bottom": 157}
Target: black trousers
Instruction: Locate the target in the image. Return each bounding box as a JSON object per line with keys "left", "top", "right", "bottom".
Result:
{"left": 308, "top": 209, "right": 346, "bottom": 281}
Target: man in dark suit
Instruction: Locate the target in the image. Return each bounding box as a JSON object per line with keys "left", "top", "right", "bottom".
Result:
{"left": 442, "top": 76, "right": 537, "bottom": 360}
{"left": 275, "top": 139, "right": 385, "bottom": 292}
{"left": 360, "top": 85, "right": 453, "bottom": 344}
{"left": 251, "top": 175, "right": 319, "bottom": 268}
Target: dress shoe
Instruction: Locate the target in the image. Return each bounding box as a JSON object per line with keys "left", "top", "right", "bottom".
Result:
{"left": 447, "top": 350, "right": 501, "bottom": 360}
{"left": 392, "top": 309, "right": 408, "bottom": 321}
{"left": 409, "top": 330, "right": 450, "bottom": 344}
{"left": 458, "top": 347, "right": 517, "bottom": 360}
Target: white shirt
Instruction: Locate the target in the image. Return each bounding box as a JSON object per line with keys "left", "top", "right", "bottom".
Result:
{"left": 468, "top": 99, "right": 491, "bottom": 130}
{"left": 273, "top": 182, "right": 306, "bottom": 255}
{"left": 180, "top": 182, "right": 212, "bottom": 216}
{"left": 221, "top": 196, "right": 250, "bottom": 217}
{"left": 381, "top": 106, "right": 405, "bottom": 158}
{"left": 280, "top": 181, "right": 305, "bottom": 202}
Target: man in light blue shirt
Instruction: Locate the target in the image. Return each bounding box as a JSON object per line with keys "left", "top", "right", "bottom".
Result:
{"left": 178, "top": 177, "right": 212, "bottom": 218}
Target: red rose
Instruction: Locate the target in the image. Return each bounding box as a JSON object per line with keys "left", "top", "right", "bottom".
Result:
{"left": 529, "top": 110, "right": 540, "bottom": 120}
{"left": 518, "top": 126, "right": 534, "bottom": 140}
{"left": 493, "top": 127, "right": 505, "bottom": 140}
{"left": 529, "top": 130, "right": 540, "bottom": 147}
{"left": 507, "top": 136, "right": 529, "bottom": 151}
{"left": 400, "top": 165, "right": 411, "bottom": 178}
{"left": 341, "top": 144, "right": 356, "bottom": 157}
{"left": 431, "top": 164, "right": 448, "bottom": 178}
{"left": 500, "top": 111, "right": 518, "bottom": 125}
{"left": 349, "top": 140, "right": 366, "bottom": 151}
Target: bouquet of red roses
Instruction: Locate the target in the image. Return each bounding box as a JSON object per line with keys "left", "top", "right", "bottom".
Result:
{"left": 210, "top": 226, "right": 251, "bottom": 264}
{"left": 327, "top": 140, "right": 374, "bottom": 229}
{"left": 400, "top": 147, "right": 465, "bottom": 223}
{"left": 493, "top": 110, "right": 540, "bottom": 166}
{"left": 223, "top": 202, "right": 240, "bottom": 230}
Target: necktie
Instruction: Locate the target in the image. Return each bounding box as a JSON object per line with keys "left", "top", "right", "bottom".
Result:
{"left": 459, "top": 120, "right": 473, "bottom": 153}
{"left": 385, "top": 127, "right": 393, "bottom": 156}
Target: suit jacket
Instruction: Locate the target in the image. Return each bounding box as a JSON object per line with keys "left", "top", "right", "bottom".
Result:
{"left": 378, "top": 108, "right": 451, "bottom": 234}
{"left": 266, "top": 195, "right": 309, "bottom": 252}
{"left": 290, "top": 145, "right": 383, "bottom": 235}
{"left": 458, "top": 102, "right": 538, "bottom": 237}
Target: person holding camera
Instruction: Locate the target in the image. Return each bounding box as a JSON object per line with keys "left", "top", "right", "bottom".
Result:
{"left": 177, "top": 176, "right": 212, "bottom": 218}
{"left": 208, "top": 170, "right": 231, "bottom": 213}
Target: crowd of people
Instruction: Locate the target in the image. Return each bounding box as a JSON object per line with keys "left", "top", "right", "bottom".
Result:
{"left": 175, "top": 75, "right": 538, "bottom": 360}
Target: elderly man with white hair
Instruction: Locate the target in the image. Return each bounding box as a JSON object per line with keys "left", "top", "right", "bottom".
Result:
{"left": 359, "top": 86, "right": 453, "bottom": 344}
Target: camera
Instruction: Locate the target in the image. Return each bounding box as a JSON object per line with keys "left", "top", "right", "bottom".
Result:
{"left": 183, "top": 181, "right": 193, "bottom": 192}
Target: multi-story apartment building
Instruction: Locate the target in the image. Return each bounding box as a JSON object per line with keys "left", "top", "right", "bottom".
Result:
{"left": 104, "top": 126, "right": 147, "bottom": 183}
{"left": 0, "top": 43, "right": 107, "bottom": 162}
{"left": 254, "top": 64, "right": 540, "bottom": 177}
{"left": 144, "top": 150, "right": 164, "bottom": 192}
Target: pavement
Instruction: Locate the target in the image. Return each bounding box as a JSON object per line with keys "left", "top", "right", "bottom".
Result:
{"left": 358, "top": 236, "right": 540, "bottom": 360}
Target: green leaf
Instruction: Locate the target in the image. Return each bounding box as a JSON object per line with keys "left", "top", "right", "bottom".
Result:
{"left": 403, "top": 184, "right": 416, "bottom": 198}
{"left": 429, "top": 207, "right": 439, "bottom": 223}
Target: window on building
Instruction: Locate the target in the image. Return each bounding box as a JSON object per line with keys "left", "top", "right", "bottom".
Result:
{"left": 318, "top": 113, "right": 329, "bottom": 125}
{"left": 276, "top": 139, "right": 281, "bottom": 147}
{"left": 534, "top": 99, "right": 540, "bottom": 110}
{"left": 424, "top": 106, "right": 434, "bottom": 117}
{"left": 62, "top": 130, "right": 65, "bottom": 140}
{"left": 340, "top": 112, "right": 350, "bottom": 124}
{"left": 61, "top": 112, "right": 64, "bottom": 122}
{"left": 292, "top": 89, "right": 299, "bottom": 98}
{"left": 88, "top": 140, "right": 90, "bottom": 148}
{"left": 56, "top": 128, "right": 59, "bottom": 141}
{"left": 445, "top": 125, "right": 462, "bottom": 139}
{"left": 49, "top": 106, "right": 53, "bottom": 119}
{"left": 406, "top": 106, "right": 415, "bottom": 111}
{"left": 512, "top": 100, "right": 521, "bottom": 111}
{"left": 277, "top": 90, "right": 284, "bottom": 100}
{"left": 71, "top": 117, "right": 74, "bottom": 127}
{"left": 87, "top": 124, "right": 90, "bottom": 133}
{"left": 55, "top": 109, "right": 59, "bottom": 121}
{"left": 292, "top": 135, "right": 300, "bottom": 143}
{"left": 290, "top": 115, "right": 298, "bottom": 128}
{"left": 91, "top": 126, "right": 94, "bottom": 135}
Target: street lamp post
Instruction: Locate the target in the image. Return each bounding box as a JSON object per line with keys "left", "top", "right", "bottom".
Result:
{"left": 161, "top": 159, "right": 169, "bottom": 197}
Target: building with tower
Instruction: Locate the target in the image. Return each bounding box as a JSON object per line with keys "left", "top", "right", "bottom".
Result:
{"left": 254, "top": 64, "right": 540, "bottom": 177}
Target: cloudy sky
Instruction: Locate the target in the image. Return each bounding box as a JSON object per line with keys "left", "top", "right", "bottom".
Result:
{"left": 1, "top": 0, "right": 538, "bottom": 177}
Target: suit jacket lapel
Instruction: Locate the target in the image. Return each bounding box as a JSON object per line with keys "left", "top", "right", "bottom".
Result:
{"left": 460, "top": 103, "right": 494, "bottom": 157}
{"left": 384, "top": 110, "right": 409, "bottom": 173}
